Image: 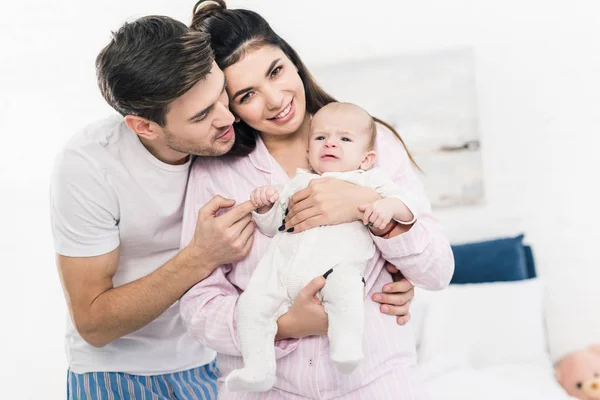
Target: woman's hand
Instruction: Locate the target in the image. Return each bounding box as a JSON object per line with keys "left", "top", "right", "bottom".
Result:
{"left": 371, "top": 262, "right": 415, "bottom": 325}
{"left": 284, "top": 178, "right": 380, "bottom": 233}
{"left": 275, "top": 277, "right": 328, "bottom": 340}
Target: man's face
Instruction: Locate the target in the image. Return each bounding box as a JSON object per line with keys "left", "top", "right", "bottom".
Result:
{"left": 161, "top": 62, "right": 236, "bottom": 156}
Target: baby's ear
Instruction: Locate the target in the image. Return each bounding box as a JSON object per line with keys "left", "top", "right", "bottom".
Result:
{"left": 360, "top": 151, "right": 377, "bottom": 170}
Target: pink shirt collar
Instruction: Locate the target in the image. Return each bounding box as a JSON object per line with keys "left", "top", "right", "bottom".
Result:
{"left": 248, "top": 135, "right": 273, "bottom": 174}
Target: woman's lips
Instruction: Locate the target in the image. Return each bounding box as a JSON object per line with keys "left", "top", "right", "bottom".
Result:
{"left": 268, "top": 99, "right": 295, "bottom": 124}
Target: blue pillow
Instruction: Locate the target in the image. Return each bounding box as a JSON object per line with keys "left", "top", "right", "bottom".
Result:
{"left": 450, "top": 234, "right": 529, "bottom": 284}
{"left": 523, "top": 245, "right": 537, "bottom": 278}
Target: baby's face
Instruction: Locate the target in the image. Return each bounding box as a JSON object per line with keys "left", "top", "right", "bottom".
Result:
{"left": 308, "top": 106, "right": 375, "bottom": 174}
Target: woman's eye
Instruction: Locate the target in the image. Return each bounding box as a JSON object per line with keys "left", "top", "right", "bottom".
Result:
{"left": 240, "top": 92, "right": 254, "bottom": 104}
{"left": 341, "top": 137, "right": 351, "bottom": 142}
{"left": 270, "top": 66, "right": 282, "bottom": 78}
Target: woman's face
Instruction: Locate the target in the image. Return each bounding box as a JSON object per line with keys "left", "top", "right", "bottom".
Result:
{"left": 224, "top": 45, "right": 307, "bottom": 137}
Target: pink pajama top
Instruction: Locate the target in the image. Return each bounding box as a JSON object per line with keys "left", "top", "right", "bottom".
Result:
{"left": 179, "top": 124, "right": 454, "bottom": 399}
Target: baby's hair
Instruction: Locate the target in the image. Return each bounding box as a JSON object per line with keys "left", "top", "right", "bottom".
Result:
{"left": 314, "top": 102, "right": 377, "bottom": 149}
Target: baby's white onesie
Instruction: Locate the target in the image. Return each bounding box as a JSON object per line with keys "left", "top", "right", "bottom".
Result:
{"left": 225, "top": 168, "right": 419, "bottom": 392}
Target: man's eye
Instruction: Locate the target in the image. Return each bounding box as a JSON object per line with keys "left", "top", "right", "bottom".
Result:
{"left": 194, "top": 114, "right": 207, "bottom": 123}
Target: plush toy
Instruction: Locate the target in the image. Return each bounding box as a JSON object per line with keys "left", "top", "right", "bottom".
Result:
{"left": 555, "top": 345, "right": 600, "bottom": 399}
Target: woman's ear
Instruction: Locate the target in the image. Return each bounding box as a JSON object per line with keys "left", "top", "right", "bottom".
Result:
{"left": 124, "top": 115, "right": 160, "bottom": 140}
{"left": 360, "top": 151, "right": 377, "bottom": 170}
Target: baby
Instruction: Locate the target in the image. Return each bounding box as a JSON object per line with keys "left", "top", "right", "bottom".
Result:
{"left": 226, "top": 102, "right": 419, "bottom": 392}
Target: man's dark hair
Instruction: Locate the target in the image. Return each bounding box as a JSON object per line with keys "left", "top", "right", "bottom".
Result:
{"left": 96, "top": 15, "right": 214, "bottom": 126}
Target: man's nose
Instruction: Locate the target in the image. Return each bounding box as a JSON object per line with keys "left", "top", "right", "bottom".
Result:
{"left": 214, "top": 101, "right": 235, "bottom": 127}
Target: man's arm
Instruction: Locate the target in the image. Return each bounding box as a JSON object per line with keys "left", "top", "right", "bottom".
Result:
{"left": 57, "top": 245, "right": 209, "bottom": 348}
{"left": 57, "top": 195, "right": 256, "bottom": 348}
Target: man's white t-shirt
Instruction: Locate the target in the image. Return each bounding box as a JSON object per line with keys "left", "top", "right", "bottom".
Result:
{"left": 50, "top": 115, "right": 215, "bottom": 375}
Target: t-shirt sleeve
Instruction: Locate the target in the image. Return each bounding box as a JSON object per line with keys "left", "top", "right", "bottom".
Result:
{"left": 50, "top": 148, "right": 120, "bottom": 257}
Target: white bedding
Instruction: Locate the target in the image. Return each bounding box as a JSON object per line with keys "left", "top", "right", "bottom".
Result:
{"left": 425, "top": 363, "right": 575, "bottom": 400}
{"left": 413, "top": 279, "right": 576, "bottom": 400}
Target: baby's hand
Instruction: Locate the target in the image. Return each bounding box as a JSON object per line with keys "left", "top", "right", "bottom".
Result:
{"left": 250, "top": 185, "right": 279, "bottom": 213}
{"left": 359, "top": 198, "right": 398, "bottom": 230}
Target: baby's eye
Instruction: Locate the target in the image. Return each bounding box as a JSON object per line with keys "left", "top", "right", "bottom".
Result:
{"left": 341, "top": 137, "right": 352, "bottom": 142}
{"left": 315, "top": 136, "right": 325, "bottom": 141}
{"left": 577, "top": 382, "right": 583, "bottom": 389}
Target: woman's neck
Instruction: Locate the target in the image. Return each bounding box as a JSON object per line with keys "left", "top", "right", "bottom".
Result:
{"left": 261, "top": 114, "right": 312, "bottom": 177}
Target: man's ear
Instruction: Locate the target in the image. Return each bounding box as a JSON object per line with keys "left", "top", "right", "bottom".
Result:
{"left": 124, "top": 115, "right": 161, "bottom": 140}
{"left": 360, "top": 150, "right": 377, "bottom": 170}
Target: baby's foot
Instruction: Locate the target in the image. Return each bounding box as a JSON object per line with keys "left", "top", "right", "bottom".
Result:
{"left": 330, "top": 338, "right": 364, "bottom": 374}
{"left": 226, "top": 367, "right": 276, "bottom": 392}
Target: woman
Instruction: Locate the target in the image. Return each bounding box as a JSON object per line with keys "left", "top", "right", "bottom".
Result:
{"left": 180, "top": 1, "right": 454, "bottom": 398}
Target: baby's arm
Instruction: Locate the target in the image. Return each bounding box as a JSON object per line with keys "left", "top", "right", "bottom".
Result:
{"left": 250, "top": 185, "right": 285, "bottom": 237}
{"left": 355, "top": 168, "right": 419, "bottom": 229}
{"left": 360, "top": 197, "right": 414, "bottom": 230}
{"left": 250, "top": 185, "right": 280, "bottom": 214}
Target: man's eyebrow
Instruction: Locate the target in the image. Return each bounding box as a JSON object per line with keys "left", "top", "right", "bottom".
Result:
{"left": 187, "top": 76, "right": 227, "bottom": 122}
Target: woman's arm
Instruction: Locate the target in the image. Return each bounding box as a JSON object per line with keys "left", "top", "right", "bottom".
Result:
{"left": 179, "top": 160, "right": 299, "bottom": 358}
{"left": 366, "top": 125, "right": 454, "bottom": 291}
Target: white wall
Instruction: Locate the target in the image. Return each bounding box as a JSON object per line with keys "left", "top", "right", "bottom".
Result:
{"left": 2, "top": 0, "right": 599, "bottom": 398}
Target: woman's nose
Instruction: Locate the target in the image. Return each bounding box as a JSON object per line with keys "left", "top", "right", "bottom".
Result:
{"left": 264, "top": 86, "right": 284, "bottom": 111}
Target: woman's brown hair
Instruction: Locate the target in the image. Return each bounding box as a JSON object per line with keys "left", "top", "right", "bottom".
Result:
{"left": 191, "top": 0, "right": 419, "bottom": 169}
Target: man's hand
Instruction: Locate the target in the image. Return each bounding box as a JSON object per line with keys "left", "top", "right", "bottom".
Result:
{"left": 371, "top": 262, "right": 415, "bottom": 325}
{"left": 187, "top": 196, "right": 257, "bottom": 274}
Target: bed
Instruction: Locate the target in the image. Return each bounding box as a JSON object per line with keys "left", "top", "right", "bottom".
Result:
{"left": 412, "top": 235, "right": 575, "bottom": 399}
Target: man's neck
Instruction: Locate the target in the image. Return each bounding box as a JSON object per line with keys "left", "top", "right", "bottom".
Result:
{"left": 138, "top": 136, "right": 189, "bottom": 165}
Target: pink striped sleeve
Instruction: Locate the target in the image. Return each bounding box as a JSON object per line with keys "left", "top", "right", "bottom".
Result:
{"left": 179, "top": 159, "right": 299, "bottom": 357}
{"left": 370, "top": 124, "right": 455, "bottom": 291}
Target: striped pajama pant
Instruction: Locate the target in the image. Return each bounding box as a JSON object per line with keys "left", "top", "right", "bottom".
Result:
{"left": 67, "top": 361, "right": 219, "bottom": 399}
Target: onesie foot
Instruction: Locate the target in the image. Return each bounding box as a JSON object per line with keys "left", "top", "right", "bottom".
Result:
{"left": 226, "top": 367, "right": 276, "bottom": 392}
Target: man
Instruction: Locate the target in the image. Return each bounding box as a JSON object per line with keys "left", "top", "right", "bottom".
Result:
{"left": 50, "top": 16, "right": 254, "bottom": 398}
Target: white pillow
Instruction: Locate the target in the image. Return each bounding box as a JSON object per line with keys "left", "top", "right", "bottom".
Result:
{"left": 418, "top": 278, "right": 549, "bottom": 368}
{"left": 544, "top": 274, "right": 600, "bottom": 362}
